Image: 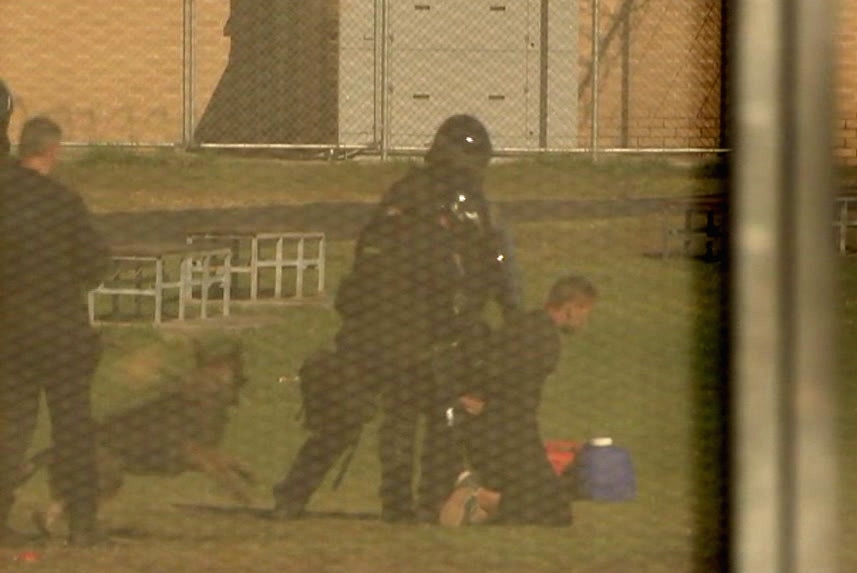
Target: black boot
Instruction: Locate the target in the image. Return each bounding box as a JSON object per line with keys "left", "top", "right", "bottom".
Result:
{"left": 66, "top": 502, "right": 112, "bottom": 548}
{"left": 270, "top": 500, "right": 304, "bottom": 521}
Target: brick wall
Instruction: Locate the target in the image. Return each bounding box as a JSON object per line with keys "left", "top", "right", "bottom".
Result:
{"left": 577, "top": 0, "right": 724, "bottom": 150}
{"left": 838, "top": 0, "right": 857, "bottom": 165}
{"left": 0, "top": 0, "right": 191, "bottom": 143}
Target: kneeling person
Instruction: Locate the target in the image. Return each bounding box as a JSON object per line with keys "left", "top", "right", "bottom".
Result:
{"left": 440, "top": 274, "right": 597, "bottom": 526}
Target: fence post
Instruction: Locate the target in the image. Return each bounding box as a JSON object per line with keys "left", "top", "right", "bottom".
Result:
{"left": 379, "top": 0, "right": 391, "bottom": 160}
{"left": 732, "top": 0, "right": 837, "bottom": 572}
{"left": 783, "top": 1, "right": 838, "bottom": 571}
{"left": 182, "top": 0, "right": 195, "bottom": 149}
{"left": 538, "top": 0, "right": 549, "bottom": 149}
{"left": 591, "top": 0, "right": 600, "bottom": 162}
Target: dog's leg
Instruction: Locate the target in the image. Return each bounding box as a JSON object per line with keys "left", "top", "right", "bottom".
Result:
{"left": 183, "top": 442, "right": 255, "bottom": 504}
{"left": 223, "top": 456, "right": 256, "bottom": 485}
{"left": 32, "top": 500, "right": 65, "bottom": 538}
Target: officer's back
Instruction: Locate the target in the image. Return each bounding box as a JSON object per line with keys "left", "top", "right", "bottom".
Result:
{"left": 0, "top": 117, "right": 109, "bottom": 336}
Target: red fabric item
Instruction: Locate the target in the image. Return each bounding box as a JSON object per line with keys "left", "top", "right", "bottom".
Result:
{"left": 544, "top": 440, "right": 581, "bottom": 476}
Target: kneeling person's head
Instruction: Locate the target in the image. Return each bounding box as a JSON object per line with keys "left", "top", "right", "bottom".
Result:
{"left": 545, "top": 274, "right": 597, "bottom": 334}
{"left": 19, "top": 116, "right": 62, "bottom": 175}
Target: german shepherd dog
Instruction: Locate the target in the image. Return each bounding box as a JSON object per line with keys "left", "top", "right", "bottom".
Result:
{"left": 17, "top": 339, "right": 255, "bottom": 535}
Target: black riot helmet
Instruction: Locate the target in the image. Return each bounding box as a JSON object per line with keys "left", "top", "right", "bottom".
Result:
{"left": 424, "top": 114, "right": 493, "bottom": 173}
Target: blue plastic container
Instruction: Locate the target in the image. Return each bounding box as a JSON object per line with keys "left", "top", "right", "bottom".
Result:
{"left": 574, "top": 437, "right": 636, "bottom": 502}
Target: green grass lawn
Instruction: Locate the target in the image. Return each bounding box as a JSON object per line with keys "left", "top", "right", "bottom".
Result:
{"left": 6, "top": 215, "right": 730, "bottom": 573}
{"left": 3, "top": 154, "right": 854, "bottom": 572}
{"left": 55, "top": 147, "right": 725, "bottom": 213}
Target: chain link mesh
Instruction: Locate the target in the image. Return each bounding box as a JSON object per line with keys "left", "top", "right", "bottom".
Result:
{"left": 0, "top": 1, "right": 852, "bottom": 573}
{"left": 579, "top": 0, "right": 724, "bottom": 150}
{"left": 0, "top": 0, "right": 726, "bottom": 152}
{"left": 0, "top": 0, "right": 184, "bottom": 144}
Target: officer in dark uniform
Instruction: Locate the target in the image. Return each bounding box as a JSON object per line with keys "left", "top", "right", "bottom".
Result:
{"left": 271, "top": 115, "right": 520, "bottom": 523}
{"left": 366, "top": 115, "right": 521, "bottom": 522}
{"left": 440, "top": 275, "right": 598, "bottom": 527}
{"left": 0, "top": 117, "right": 110, "bottom": 546}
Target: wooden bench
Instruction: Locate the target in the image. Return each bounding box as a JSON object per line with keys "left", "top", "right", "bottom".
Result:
{"left": 186, "top": 230, "right": 325, "bottom": 301}
{"left": 88, "top": 244, "right": 232, "bottom": 324}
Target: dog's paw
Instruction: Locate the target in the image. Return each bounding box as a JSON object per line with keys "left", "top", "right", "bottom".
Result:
{"left": 228, "top": 461, "right": 257, "bottom": 484}
{"left": 225, "top": 486, "right": 253, "bottom": 505}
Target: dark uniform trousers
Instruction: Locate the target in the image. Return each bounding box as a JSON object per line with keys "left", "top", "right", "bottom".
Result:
{"left": 274, "top": 163, "right": 512, "bottom": 521}
{"left": 377, "top": 355, "right": 460, "bottom": 520}
{"left": 465, "top": 411, "right": 572, "bottom": 526}
{"left": 272, "top": 423, "right": 362, "bottom": 516}
{"left": 272, "top": 334, "right": 379, "bottom": 516}
{"left": 462, "top": 310, "right": 573, "bottom": 526}
{"left": 1, "top": 164, "right": 108, "bottom": 535}
{"left": 0, "top": 329, "right": 100, "bottom": 530}
{"left": 272, "top": 347, "right": 460, "bottom": 520}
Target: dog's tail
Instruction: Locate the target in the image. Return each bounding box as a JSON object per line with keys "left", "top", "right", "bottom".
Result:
{"left": 14, "top": 449, "right": 53, "bottom": 488}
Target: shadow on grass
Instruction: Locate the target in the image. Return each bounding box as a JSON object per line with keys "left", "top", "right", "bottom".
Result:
{"left": 173, "top": 503, "right": 380, "bottom": 522}
{"left": 92, "top": 196, "right": 702, "bottom": 246}
{"left": 690, "top": 177, "right": 730, "bottom": 573}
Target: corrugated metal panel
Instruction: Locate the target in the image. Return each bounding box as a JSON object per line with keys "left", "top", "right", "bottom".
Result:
{"left": 390, "top": 0, "right": 530, "bottom": 51}
{"left": 338, "top": 0, "right": 577, "bottom": 150}
{"left": 389, "top": 50, "right": 535, "bottom": 148}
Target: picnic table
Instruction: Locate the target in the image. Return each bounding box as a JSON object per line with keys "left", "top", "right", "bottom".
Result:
{"left": 186, "top": 230, "right": 325, "bottom": 301}
{"left": 835, "top": 193, "right": 857, "bottom": 254}
{"left": 662, "top": 194, "right": 727, "bottom": 259}
{"left": 88, "top": 243, "right": 232, "bottom": 324}
{"left": 661, "top": 188, "right": 857, "bottom": 258}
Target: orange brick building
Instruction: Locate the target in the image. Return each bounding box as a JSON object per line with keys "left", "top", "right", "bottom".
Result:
{"left": 837, "top": 0, "right": 857, "bottom": 164}
{"left": 0, "top": 0, "right": 854, "bottom": 162}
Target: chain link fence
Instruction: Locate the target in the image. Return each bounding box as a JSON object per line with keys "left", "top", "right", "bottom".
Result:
{"left": 0, "top": 0, "right": 184, "bottom": 145}
{"left": 580, "top": 0, "right": 725, "bottom": 153}
{"left": 0, "top": 2, "right": 852, "bottom": 573}
{"left": 1, "top": 0, "right": 726, "bottom": 155}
